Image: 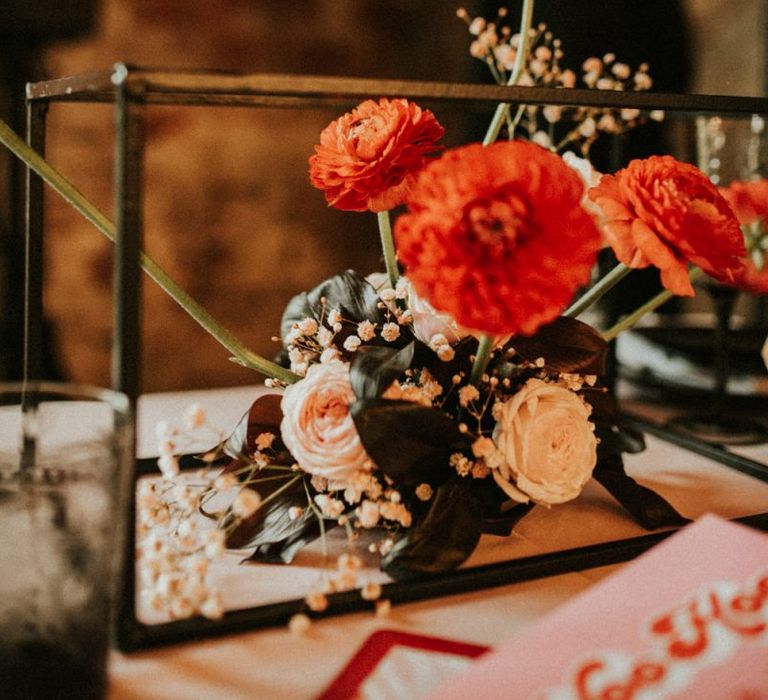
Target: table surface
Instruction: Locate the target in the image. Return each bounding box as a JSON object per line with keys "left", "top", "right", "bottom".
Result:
{"left": 107, "top": 385, "right": 768, "bottom": 700}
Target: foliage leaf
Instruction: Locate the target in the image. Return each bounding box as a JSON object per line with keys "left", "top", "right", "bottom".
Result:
{"left": 245, "top": 522, "right": 326, "bottom": 565}
{"left": 587, "top": 389, "right": 646, "bottom": 456}
{"left": 280, "top": 270, "right": 389, "bottom": 350}
{"left": 350, "top": 343, "right": 415, "bottom": 400}
{"left": 381, "top": 478, "right": 484, "bottom": 580}
{"left": 222, "top": 393, "right": 283, "bottom": 462}
{"left": 593, "top": 453, "right": 689, "bottom": 530}
{"left": 481, "top": 502, "right": 535, "bottom": 536}
{"left": 508, "top": 316, "right": 608, "bottom": 374}
{"left": 224, "top": 473, "right": 332, "bottom": 566}
{"left": 351, "top": 399, "right": 472, "bottom": 487}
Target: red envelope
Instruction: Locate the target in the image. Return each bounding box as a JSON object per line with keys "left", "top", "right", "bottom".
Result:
{"left": 317, "top": 629, "right": 488, "bottom": 699}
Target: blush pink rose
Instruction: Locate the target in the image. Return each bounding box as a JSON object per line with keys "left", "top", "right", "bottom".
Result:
{"left": 367, "top": 272, "right": 468, "bottom": 345}
{"left": 492, "top": 378, "right": 597, "bottom": 505}
{"left": 399, "top": 276, "right": 467, "bottom": 345}
{"left": 280, "top": 360, "right": 372, "bottom": 484}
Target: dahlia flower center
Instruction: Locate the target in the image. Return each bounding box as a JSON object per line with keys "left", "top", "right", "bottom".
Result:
{"left": 466, "top": 198, "right": 526, "bottom": 250}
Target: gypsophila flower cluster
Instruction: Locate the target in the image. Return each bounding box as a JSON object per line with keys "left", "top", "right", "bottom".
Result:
{"left": 456, "top": 7, "right": 664, "bottom": 154}
{"left": 137, "top": 406, "right": 234, "bottom": 621}
{"left": 280, "top": 286, "right": 421, "bottom": 378}
{"left": 146, "top": 401, "right": 405, "bottom": 626}
{"left": 137, "top": 476, "right": 226, "bottom": 621}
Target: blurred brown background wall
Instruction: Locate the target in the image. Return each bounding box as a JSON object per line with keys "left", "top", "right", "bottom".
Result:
{"left": 7, "top": 1, "right": 471, "bottom": 391}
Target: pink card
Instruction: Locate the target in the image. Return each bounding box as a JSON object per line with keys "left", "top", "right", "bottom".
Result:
{"left": 431, "top": 515, "right": 768, "bottom": 700}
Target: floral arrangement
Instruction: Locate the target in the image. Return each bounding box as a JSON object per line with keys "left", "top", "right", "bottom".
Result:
{"left": 132, "top": 4, "right": 765, "bottom": 622}
{"left": 1, "top": 2, "right": 764, "bottom": 625}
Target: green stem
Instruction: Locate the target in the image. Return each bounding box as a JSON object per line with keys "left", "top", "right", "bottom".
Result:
{"left": 602, "top": 268, "right": 703, "bottom": 342}
{"left": 377, "top": 210, "right": 399, "bottom": 288}
{"left": 470, "top": 334, "right": 494, "bottom": 386}
{"left": 0, "top": 118, "right": 300, "bottom": 385}
{"left": 471, "top": 1, "right": 535, "bottom": 381}
{"left": 482, "top": 0, "right": 535, "bottom": 146}
{"left": 564, "top": 263, "right": 631, "bottom": 318}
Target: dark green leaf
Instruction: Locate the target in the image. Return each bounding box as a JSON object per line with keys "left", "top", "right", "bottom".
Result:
{"left": 224, "top": 473, "right": 321, "bottom": 557}
{"left": 596, "top": 422, "right": 647, "bottom": 456}
{"left": 508, "top": 316, "right": 608, "bottom": 375}
{"left": 351, "top": 399, "right": 471, "bottom": 487}
{"left": 280, "top": 270, "right": 388, "bottom": 349}
{"left": 481, "top": 502, "right": 535, "bottom": 536}
{"left": 587, "top": 390, "right": 646, "bottom": 456}
{"left": 245, "top": 522, "right": 327, "bottom": 565}
{"left": 593, "top": 453, "right": 689, "bottom": 529}
{"left": 381, "top": 478, "right": 484, "bottom": 580}
{"left": 222, "top": 393, "right": 283, "bottom": 461}
{"left": 350, "top": 343, "right": 415, "bottom": 400}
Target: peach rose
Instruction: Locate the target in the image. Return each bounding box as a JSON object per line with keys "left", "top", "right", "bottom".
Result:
{"left": 280, "top": 360, "right": 372, "bottom": 485}
{"left": 492, "top": 378, "right": 597, "bottom": 505}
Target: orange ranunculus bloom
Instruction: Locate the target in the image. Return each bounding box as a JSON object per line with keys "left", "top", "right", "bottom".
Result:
{"left": 735, "top": 262, "right": 768, "bottom": 295}
{"left": 394, "top": 141, "right": 601, "bottom": 337}
{"left": 720, "top": 179, "right": 768, "bottom": 226}
{"left": 308, "top": 98, "right": 445, "bottom": 213}
{"left": 588, "top": 155, "right": 746, "bottom": 296}
{"left": 720, "top": 179, "right": 768, "bottom": 294}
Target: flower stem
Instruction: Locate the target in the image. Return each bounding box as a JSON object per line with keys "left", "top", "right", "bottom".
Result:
{"left": 482, "top": 0, "right": 535, "bottom": 146}
{"left": 564, "top": 263, "right": 631, "bottom": 318}
{"left": 0, "top": 118, "right": 300, "bottom": 384}
{"left": 470, "top": 334, "right": 494, "bottom": 386}
{"left": 471, "top": 2, "right": 534, "bottom": 386}
{"left": 377, "top": 210, "right": 399, "bottom": 288}
{"left": 601, "top": 268, "right": 703, "bottom": 342}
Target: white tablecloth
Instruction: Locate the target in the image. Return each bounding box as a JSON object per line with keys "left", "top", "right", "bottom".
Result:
{"left": 107, "top": 386, "right": 768, "bottom": 699}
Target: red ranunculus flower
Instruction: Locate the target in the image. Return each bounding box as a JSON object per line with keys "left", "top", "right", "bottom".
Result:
{"left": 309, "top": 98, "right": 445, "bottom": 212}
{"left": 720, "top": 179, "right": 768, "bottom": 226}
{"left": 735, "top": 262, "right": 768, "bottom": 295}
{"left": 721, "top": 178, "right": 768, "bottom": 294}
{"left": 588, "top": 155, "right": 746, "bottom": 296}
{"left": 394, "top": 141, "right": 601, "bottom": 337}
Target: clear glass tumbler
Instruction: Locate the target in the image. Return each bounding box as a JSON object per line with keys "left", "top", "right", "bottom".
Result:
{"left": 0, "top": 382, "right": 132, "bottom": 699}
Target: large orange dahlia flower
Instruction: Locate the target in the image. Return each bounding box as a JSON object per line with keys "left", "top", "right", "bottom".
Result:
{"left": 394, "top": 140, "right": 601, "bottom": 337}
{"left": 588, "top": 155, "right": 746, "bottom": 296}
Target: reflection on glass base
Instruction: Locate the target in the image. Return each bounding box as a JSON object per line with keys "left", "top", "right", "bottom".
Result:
{"left": 667, "top": 414, "right": 768, "bottom": 446}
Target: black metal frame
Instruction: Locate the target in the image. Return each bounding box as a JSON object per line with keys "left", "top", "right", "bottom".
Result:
{"left": 23, "top": 65, "right": 768, "bottom": 651}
